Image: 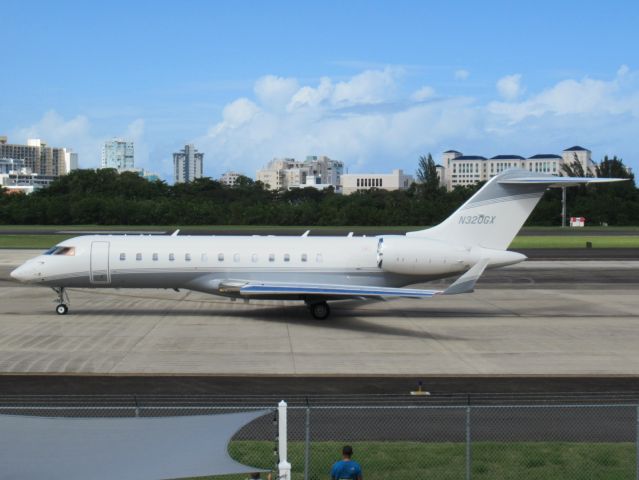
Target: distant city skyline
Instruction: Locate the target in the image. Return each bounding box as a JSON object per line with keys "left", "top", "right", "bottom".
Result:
{"left": 2, "top": 0, "right": 638, "bottom": 183}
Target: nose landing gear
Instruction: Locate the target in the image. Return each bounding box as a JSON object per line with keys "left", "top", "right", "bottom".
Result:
{"left": 52, "top": 287, "right": 69, "bottom": 315}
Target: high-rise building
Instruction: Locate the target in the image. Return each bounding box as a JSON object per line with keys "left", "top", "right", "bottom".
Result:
{"left": 173, "top": 144, "right": 204, "bottom": 183}
{"left": 101, "top": 138, "right": 134, "bottom": 171}
{"left": 0, "top": 136, "right": 75, "bottom": 176}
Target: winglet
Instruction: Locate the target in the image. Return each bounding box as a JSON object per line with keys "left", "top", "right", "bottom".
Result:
{"left": 171, "top": 229, "right": 180, "bottom": 237}
{"left": 301, "top": 230, "right": 310, "bottom": 237}
{"left": 442, "top": 258, "right": 489, "bottom": 295}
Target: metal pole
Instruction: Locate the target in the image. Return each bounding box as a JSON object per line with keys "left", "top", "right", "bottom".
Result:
{"left": 304, "top": 406, "right": 311, "bottom": 480}
{"left": 561, "top": 186, "right": 567, "bottom": 228}
{"left": 278, "top": 400, "right": 291, "bottom": 480}
{"left": 466, "top": 406, "right": 472, "bottom": 480}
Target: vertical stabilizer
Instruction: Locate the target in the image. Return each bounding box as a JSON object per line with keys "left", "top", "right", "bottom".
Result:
{"left": 407, "top": 169, "right": 624, "bottom": 250}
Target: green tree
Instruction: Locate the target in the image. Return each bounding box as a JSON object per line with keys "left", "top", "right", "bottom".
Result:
{"left": 416, "top": 153, "right": 442, "bottom": 197}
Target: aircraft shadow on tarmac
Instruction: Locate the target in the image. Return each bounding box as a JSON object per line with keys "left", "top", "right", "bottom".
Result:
{"left": 62, "top": 303, "right": 467, "bottom": 340}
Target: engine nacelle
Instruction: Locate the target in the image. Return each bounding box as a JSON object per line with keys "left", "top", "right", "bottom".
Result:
{"left": 377, "top": 236, "right": 474, "bottom": 276}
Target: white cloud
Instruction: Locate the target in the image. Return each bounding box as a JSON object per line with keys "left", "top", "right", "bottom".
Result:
{"left": 454, "top": 69, "right": 470, "bottom": 80}
{"left": 198, "top": 66, "right": 639, "bottom": 177}
{"left": 287, "top": 77, "right": 334, "bottom": 111}
{"left": 15, "top": 110, "right": 90, "bottom": 145}
{"left": 331, "top": 67, "right": 401, "bottom": 106}
{"left": 254, "top": 75, "right": 299, "bottom": 110}
{"left": 488, "top": 68, "right": 639, "bottom": 123}
{"left": 13, "top": 66, "right": 639, "bottom": 182}
{"left": 496, "top": 74, "right": 523, "bottom": 100}
{"left": 11, "top": 112, "right": 153, "bottom": 172}
{"left": 618, "top": 64, "right": 630, "bottom": 77}
{"left": 410, "top": 86, "right": 436, "bottom": 102}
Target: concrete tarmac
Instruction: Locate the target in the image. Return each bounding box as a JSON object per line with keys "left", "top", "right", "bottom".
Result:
{"left": 1, "top": 250, "right": 638, "bottom": 377}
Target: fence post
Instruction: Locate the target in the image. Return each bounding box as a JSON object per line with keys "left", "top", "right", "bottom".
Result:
{"left": 278, "top": 400, "right": 291, "bottom": 480}
{"left": 304, "top": 405, "right": 311, "bottom": 480}
{"left": 466, "top": 406, "right": 472, "bottom": 480}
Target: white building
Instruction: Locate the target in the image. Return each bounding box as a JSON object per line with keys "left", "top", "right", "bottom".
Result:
{"left": 0, "top": 136, "right": 75, "bottom": 176}
{"left": 65, "top": 150, "right": 78, "bottom": 172}
{"left": 173, "top": 144, "right": 204, "bottom": 184}
{"left": 256, "top": 155, "right": 343, "bottom": 191}
{"left": 440, "top": 146, "right": 595, "bottom": 191}
{"left": 0, "top": 172, "right": 58, "bottom": 194}
{"left": 101, "top": 138, "right": 134, "bottom": 171}
{"left": 219, "top": 171, "right": 243, "bottom": 187}
{"left": 341, "top": 169, "right": 414, "bottom": 195}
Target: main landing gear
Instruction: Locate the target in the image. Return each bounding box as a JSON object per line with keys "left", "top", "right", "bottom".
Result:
{"left": 306, "top": 300, "right": 331, "bottom": 320}
{"left": 52, "top": 287, "right": 69, "bottom": 315}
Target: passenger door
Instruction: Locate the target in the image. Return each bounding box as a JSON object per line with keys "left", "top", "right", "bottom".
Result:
{"left": 90, "top": 241, "right": 110, "bottom": 285}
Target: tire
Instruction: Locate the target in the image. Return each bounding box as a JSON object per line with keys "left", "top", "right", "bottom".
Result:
{"left": 309, "top": 302, "right": 330, "bottom": 320}
{"left": 56, "top": 304, "right": 68, "bottom": 315}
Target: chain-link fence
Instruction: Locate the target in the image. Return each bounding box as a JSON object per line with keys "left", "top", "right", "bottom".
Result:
{"left": 0, "top": 395, "right": 637, "bottom": 480}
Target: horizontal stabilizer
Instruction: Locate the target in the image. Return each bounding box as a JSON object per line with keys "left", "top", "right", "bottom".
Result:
{"left": 499, "top": 176, "right": 626, "bottom": 187}
{"left": 442, "top": 258, "right": 489, "bottom": 295}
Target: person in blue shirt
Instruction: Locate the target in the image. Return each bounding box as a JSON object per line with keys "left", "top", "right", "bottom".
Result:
{"left": 330, "top": 445, "right": 363, "bottom": 480}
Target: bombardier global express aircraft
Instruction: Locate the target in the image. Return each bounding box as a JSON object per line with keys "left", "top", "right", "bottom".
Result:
{"left": 10, "top": 169, "right": 624, "bottom": 319}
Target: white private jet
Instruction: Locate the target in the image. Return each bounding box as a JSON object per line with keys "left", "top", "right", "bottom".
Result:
{"left": 10, "top": 169, "right": 624, "bottom": 319}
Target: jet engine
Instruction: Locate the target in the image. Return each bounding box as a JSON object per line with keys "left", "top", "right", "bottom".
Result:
{"left": 376, "top": 236, "right": 474, "bottom": 276}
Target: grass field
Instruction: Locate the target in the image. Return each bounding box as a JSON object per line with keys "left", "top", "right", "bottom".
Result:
{"left": 0, "top": 232, "right": 638, "bottom": 249}
{"left": 509, "top": 235, "right": 639, "bottom": 249}
{"left": 203, "top": 440, "right": 635, "bottom": 480}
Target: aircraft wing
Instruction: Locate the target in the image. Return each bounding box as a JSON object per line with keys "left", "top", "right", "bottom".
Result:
{"left": 236, "top": 259, "right": 490, "bottom": 299}
{"left": 240, "top": 282, "right": 441, "bottom": 299}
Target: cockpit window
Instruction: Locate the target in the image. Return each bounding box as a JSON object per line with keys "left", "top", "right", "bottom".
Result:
{"left": 44, "top": 246, "right": 75, "bottom": 256}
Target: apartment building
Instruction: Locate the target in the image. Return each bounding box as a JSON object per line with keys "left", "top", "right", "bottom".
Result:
{"left": 101, "top": 138, "right": 134, "bottom": 171}
{"left": 256, "top": 155, "right": 343, "bottom": 191}
{"left": 173, "top": 144, "right": 204, "bottom": 184}
{"left": 0, "top": 136, "right": 76, "bottom": 176}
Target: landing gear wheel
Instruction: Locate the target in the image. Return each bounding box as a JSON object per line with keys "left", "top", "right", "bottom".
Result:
{"left": 309, "top": 301, "right": 330, "bottom": 320}
{"left": 56, "top": 304, "right": 68, "bottom": 315}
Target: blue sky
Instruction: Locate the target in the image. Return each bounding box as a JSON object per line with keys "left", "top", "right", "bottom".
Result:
{"left": 2, "top": 0, "right": 638, "bottom": 182}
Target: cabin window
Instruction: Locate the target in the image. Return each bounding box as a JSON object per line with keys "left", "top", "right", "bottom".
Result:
{"left": 152, "top": 253, "right": 158, "bottom": 261}
{"left": 201, "top": 253, "right": 208, "bottom": 262}
{"left": 218, "top": 253, "right": 224, "bottom": 262}
{"left": 251, "top": 254, "right": 258, "bottom": 263}
{"left": 316, "top": 253, "right": 323, "bottom": 263}
{"left": 301, "top": 253, "right": 307, "bottom": 262}
{"left": 283, "top": 253, "right": 290, "bottom": 262}
{"left": 269, "top": 253, "right": 275, "bottom": 262}
{"left": 185, "top": 253, "right": 191, "bottom": 262}
{"left": 136, "top": 253, "right": 142, "bottom": 261}
{"left": 233, "top": 253, "right": 240, "bottom": 262}
{"left": 169, "top": 253, "right": 175, "bottom": 261}
{"left": 120, "top": 253, "right": 126, "bottom": 261}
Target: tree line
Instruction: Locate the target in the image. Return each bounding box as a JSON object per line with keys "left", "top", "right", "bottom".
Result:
{"left": 0, "top": 155, "right": 636, "bottom": 226}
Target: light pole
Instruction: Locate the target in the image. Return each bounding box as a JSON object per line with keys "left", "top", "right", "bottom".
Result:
{"left": 561, "top": 186, "right": 567, "bottom": 228}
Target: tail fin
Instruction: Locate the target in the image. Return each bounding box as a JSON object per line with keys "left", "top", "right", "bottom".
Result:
{"left": 407, "top": 169, "right": 626, "bottom": 250}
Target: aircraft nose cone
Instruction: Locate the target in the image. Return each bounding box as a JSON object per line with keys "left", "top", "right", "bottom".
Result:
{"left": 10, "top": 265, "right": 31, "bottom": 282}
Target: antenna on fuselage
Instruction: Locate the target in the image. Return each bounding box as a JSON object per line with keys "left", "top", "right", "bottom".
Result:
{"left": 171, "top": 229, "right": 180, "bottom": 237}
